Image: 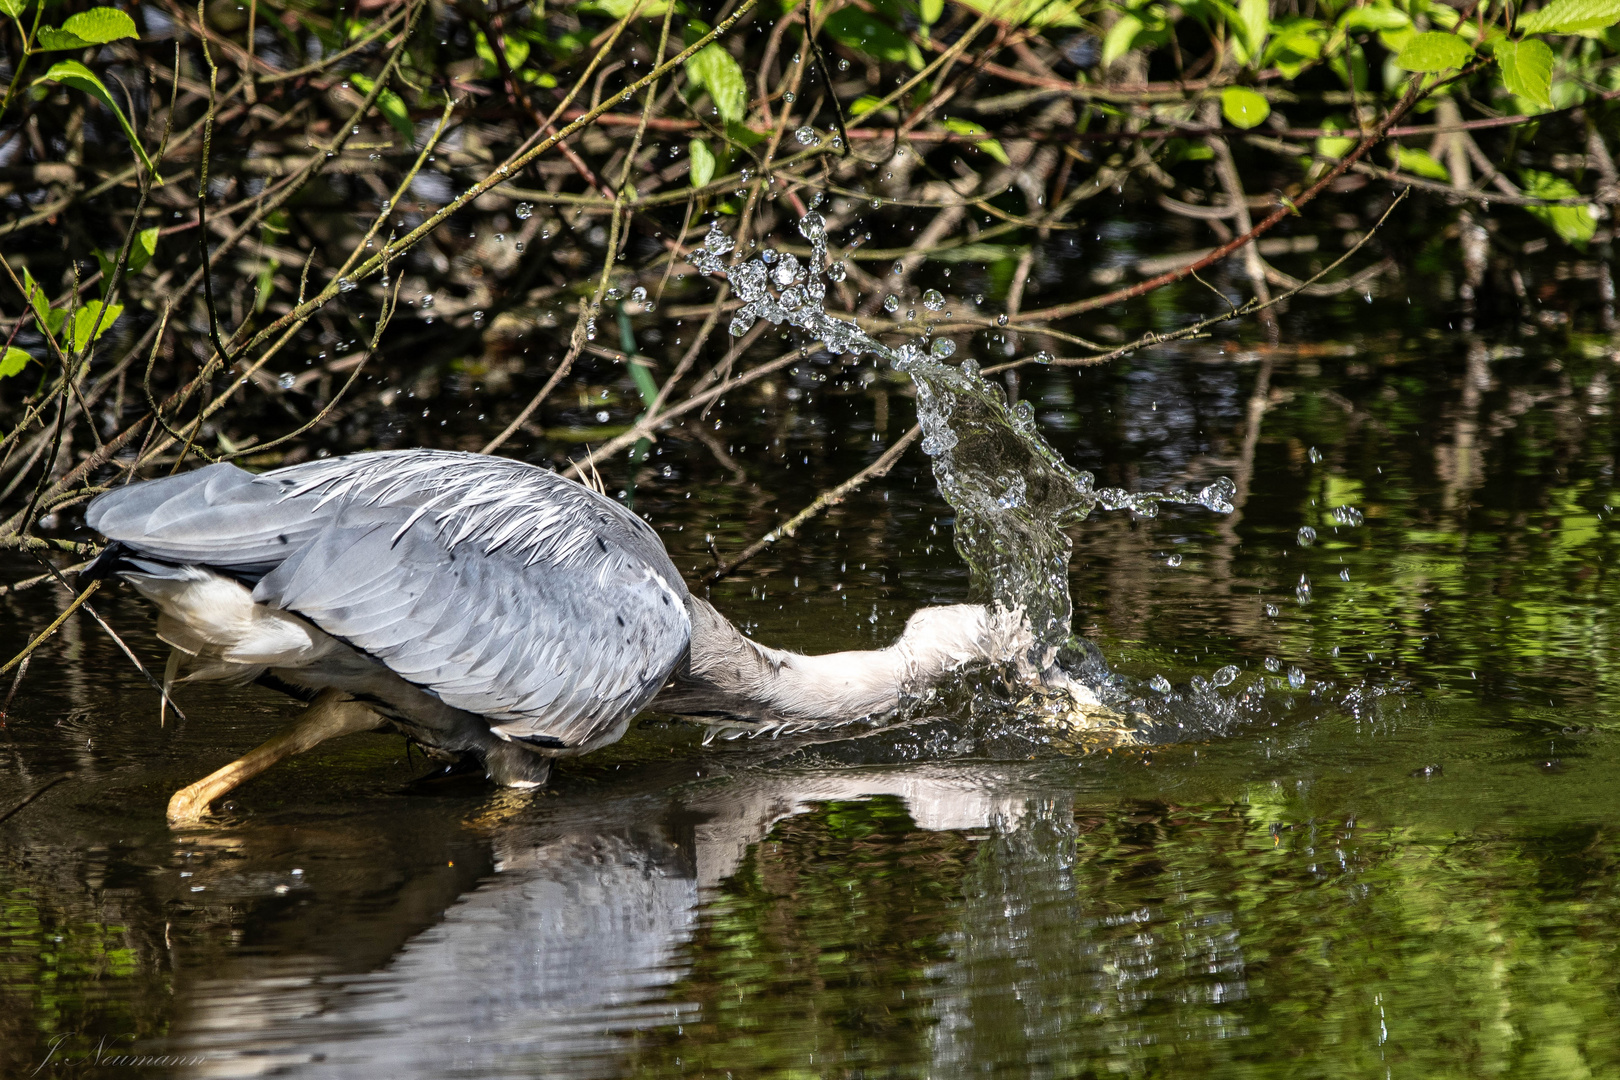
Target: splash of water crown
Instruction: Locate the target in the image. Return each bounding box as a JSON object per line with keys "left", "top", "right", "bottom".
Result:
{"left": 691, "top": 212, "right": 1235, "bottom": 664}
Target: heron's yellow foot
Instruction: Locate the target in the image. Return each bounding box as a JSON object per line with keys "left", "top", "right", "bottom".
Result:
{"left": 167, "top": 783, "right": 215, "bottom": 825}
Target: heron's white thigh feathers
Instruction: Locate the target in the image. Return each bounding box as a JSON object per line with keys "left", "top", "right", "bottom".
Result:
{"left": 122, "top": 566, "right": 342, "bottom": 668}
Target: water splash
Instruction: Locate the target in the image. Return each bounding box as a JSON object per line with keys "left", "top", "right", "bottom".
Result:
{"left": 692, "top": 214, "right": 1235, "bottom": 668}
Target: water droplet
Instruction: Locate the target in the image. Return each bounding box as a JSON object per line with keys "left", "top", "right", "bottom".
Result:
{"left": 473, "top": 310, "right": 485, "bottom": 324}
{"left": 922, "top": 289, "right": 945, "bottom": 311}
{"left": 996, "top": 313, "right": 1009, "bottom": 326}
{"left": 783, "top": 91, "right": 795, "bottom": 104}
{"left": 1264, "top": 656, "right": 1281, "bottom": 673}
{"left": 495, "top": 233, "right": 505, "bottom": 243}
{"left": 277, "top": 372, "right": 296, "bottom": 390}
{"left": 420, "top": 294, "right": 434, "bottom": 308}
{"left": 1287, "top": 666, "right": 1306, "bottom": 690}
{"left": 827, "top": 262, "right": 847, "bottom": 282}
{"left": 1308, "top": 446, "right": 1322, "bottom": 463}
{"left": 1150, "top": 674, "right": 1172, "bottom": 695}
{"left": 631, "top": 286, "right": 648, "bottom": 303}
{"left": 1265, "top": 603, "right": 1280, "bottom": 618}
{"left": 838, "top": 58, "right": 850, "bottom": 71}
{"left": 1330, "top": 505, "right": 1365, "bottom": 526}
{"left": 795, "top": 126, "right": 818, "bottom": 145}
{"left": 871, "top": 197, "right": 882, "bottom": 208}
{"left": 515, "top": 202, "right": 534, "bottom": 220}
{"left": 1033, "top": 350, "right": 1053, "bottom": 365}
{"left": 1339, "top": 567, "right": 1351, "bottom": 581}
{"left": 883, "top": 295, "right": 900, "bottom": 313}
{"left": 931, "top": 338, "right": 956, "bottom": 358}
{"left": 891, "top": 260, "right": 904, "bottom": 275}
{"left": 1213, "top": 665, "right": 1239, "bottom": 688}
{"left": 606, "top": 286, "right": 624, "bottom": 300}
{"left": 337, "top": 277, "right": 356, "bottom": 293}
{"left": 1297, "top": 525, "right": 1316, "bottom": 546}
{"left": 1296, "top": 575, "right": 1313, "bottom": 605}
{"left": 703, "top": 223, "right": 735, "bottom": 255}
{"left": 1166, "top": 553, "right": 1182, "bottom": 567}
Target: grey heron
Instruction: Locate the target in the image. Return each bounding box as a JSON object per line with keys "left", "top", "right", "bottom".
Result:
{"left": 83, "top": 449, "right": 1048, "bottom": 823}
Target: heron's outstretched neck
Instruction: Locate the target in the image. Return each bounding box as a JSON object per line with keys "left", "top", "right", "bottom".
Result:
{"left": 652, "top": 596, "right": 1030, "bottom": 724}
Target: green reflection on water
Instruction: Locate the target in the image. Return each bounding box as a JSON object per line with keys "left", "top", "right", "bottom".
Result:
{"left": 626, "top": 796, "right": 972, "bottom": 1076}
{"left": 627, "top": 760, "right": 1620, "bottom": 1079}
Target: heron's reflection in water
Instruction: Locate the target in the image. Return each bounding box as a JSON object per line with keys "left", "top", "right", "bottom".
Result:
{"left": 164, "top": 759, "right": 1068, "bottom": 1079}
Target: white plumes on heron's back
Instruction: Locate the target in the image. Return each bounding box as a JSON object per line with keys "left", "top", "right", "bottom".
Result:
{"left": 276, "top": 450, "right": 647, "bottom": 570}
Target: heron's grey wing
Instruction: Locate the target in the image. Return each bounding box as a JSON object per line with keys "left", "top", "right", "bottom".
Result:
{"left": 88, "top": 449, "right": 692, "bottom": 747}
{"left": 86, "top": 462, "right": 330, "bottom": 578}
{"left": 251, "top": 506, "right": 692, "bottom": 750}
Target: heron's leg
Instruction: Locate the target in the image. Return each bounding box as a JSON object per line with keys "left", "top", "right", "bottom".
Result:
{"left": 167, "top": 689, "right": 385, "bottom": 825}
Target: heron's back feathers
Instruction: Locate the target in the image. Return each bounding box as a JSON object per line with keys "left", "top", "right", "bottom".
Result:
{"left": 88, "top": 451, "right": 693, "bottom": 753}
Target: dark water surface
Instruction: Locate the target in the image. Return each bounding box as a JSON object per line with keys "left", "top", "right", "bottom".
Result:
{"left": 4, "top": 215, "right": 1619, "bottom": 1077}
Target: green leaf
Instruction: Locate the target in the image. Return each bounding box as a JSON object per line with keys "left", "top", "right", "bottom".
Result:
{"left": 1495, "top": 38, "right": 1555, "bottom": 107}
{"left": 1518, "top": 0, "right": 1620, "bottom": 33}
{"left": 1221, "top": 86, "right": 1272, "bottom": 128}
{"left": 61, "top": 8, "right": 137, "bottom": 43}
{"left": 1263, "top": 19, "right": 1326, "bottom": 78}
{"left": 129, "top": 226, "right": 159, "bottom": 274}
{"left": 37, "top": 27, "right": 92, "bottom": 49}
{"left": 723, "top": 120, "right": 766, "bottom": 149}
{"left": 689, "top": 138, "right": 716, "bottom": 188}
{"left": 1164, "top": 138, "right": 1215, "bottom": 163}
{"left": 254, "top": 259, "right": 278, "bottom": 314}
{"left": 23, "top": 269, "right": 48, "bottom": 322}
{"left": 1377, "top": 24, "right": 1415, "bottom": 52}
{"left": 1235, "top": 0, "right": 1270, "bottom": 64}
{"left": 22, "top": 270, "right": 65, "bottom": 338}
{"left": 1393, "top": 146, "right": 1452, "bottom": 180}
{"left": 0, "top": 0, "right": 30, "bottom": 18}
{"left": 1521, "top": 169, "right": 1597, "bottom": 246}
{"left": 684, "top": 42, "right": 748, "bottom": 125}
{"left": 920, "top": 0, "right": 944, "bottom": 23}
{"left": 94, "top": 249, "right": 117, "bottom": 290}
{"left": 943, "top": 116, "right": 1010, "bottom": 164}
{"left": 850, "top": 95, "right": 894, "bottom": 118}
{"left": 1101, "top": 11, "right": 1144, "bottom": 69}
{"left": 473, "top": 30, "right": 531, "bottom": 78}
{"left": 822, "top": 8, "right": 925, "bottom": 69}
{"left": 576, "top": 0, "right": 671, "bottom": 15}
{"left": 98, "top": 225, "right": 159, "bottom": 287}
{"left": 953, "top": 0, "right": 1083, "bottom": 27}
{"left": 1395, "top": 31, "right": 1475, "bottom": 72}
{"left": 1336, "top": 3, "right": 1409, "bottom": 32}
{"left": 349, "top": 73, "right": 414, "bottom": 140}
{"left": 35, "top": 61, "right": 153, "bottom": 172}
{"left": 1316, "top": 132, "right": 1355, "bottom": 159}
{"left": 1, "top": 346, "right": 31, "bottom": 378}
{"left": 70, "top": 300, "right": 123, "bottom": 352}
